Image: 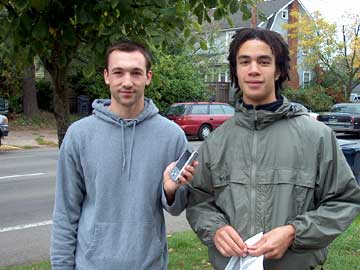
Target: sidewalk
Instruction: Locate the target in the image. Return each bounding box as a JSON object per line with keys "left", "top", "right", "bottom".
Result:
{"left": 0, "top": 129, "right": 58, "bottom": 150}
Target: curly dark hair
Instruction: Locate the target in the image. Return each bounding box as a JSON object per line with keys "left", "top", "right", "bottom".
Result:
{"left": 228, "top": 28, "right": 290, "bottom": 97}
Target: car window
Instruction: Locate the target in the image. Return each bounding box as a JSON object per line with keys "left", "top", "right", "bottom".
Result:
{"left": 210, "top": 104, "right": 225, "bottom": 114}
{"left": 222, "top": 105, "right": 235, "bottom": 114}
{"left": 331, "top": 105, "right": 360, "bottom": 114}
{"left": 164, "top": 104, "right": 187, "bottom": 116}
{"left": 191, "top": 104, "right": 208, "bottom": 114}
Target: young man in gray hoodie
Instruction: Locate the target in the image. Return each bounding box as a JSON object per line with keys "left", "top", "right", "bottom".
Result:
{"left": 51, "top": 40, "right": 197, "bottom": 270}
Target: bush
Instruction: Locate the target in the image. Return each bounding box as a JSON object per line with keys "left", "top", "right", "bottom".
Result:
{"left": 147, "top": 52, "right": 211, "bottom": 112}
{"left": 283, "top": 85, "right": 334, "bottom": 112}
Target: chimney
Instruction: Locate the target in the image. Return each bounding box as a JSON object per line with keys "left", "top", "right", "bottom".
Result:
{"left": 287, "top": 0, "right": 300, "bottom": 88}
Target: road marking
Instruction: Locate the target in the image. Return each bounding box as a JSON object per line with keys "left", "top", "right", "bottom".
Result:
{"left": 0, "top": 173, "right": 45, "bottom": 179}
{"left": 0, "top": 173, "right": 45, "bottom": 182}
{"left": 0, "top": 220, "right": 52, "bottom": 233}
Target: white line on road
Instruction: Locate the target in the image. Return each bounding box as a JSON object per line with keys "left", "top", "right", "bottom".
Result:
{"left": 0, "top": 173, "right": 45, "bottom": 180}
{"left": 0, "top": 220, "right": 52, "bottom": 233}
{"left": 0, "top": 173, "right": 45, "bottom": 183}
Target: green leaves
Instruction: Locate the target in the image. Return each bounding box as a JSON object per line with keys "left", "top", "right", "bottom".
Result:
{"left": 32, "top": 17, "right": 48, "bottom": 40}
{"left": 240, "top": 3, "right": 252, "bottom": 21}
{"left": 229, "top": 0, "right": 239, "bottom": 14}
{"left": 200, "top": 39, "right": 208, "bottom": 50}
{"left": 31, "top": 0, "right": 47, "bottom": 11}
{"left": 62, "top": 25, "right": 76, "bottom": 46}
{"left": 12, "top": 0, "right": 30, "bottom": 11}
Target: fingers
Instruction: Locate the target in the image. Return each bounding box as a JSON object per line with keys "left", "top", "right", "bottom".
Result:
{"left": 247, "top": 225, "right": 295, "bottom": 259}
{"left": 176, "top": 161, "right": 199, "bottom": 185}
{"left": 214, "top": 225, "right": 247, "bottom": 257}
{"left": 247, "top": 237, "right": 269, "bottom": 257}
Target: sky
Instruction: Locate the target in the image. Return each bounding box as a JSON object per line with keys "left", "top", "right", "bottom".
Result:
{"left": 300, "top": 0, "right": 360, "bottom": 24}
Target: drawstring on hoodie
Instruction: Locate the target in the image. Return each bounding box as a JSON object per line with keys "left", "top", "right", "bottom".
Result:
{"left": 121, "top": 121, "right": 126, "bottom": 171}
{"left": 127, "top": 120, "right": 137, "bottom": 181}
{"left": 120, "top": 119, "right": 137, "bottom": 181}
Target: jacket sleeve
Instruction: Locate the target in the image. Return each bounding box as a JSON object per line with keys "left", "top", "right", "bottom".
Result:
{"left": 289, "top": 130, "right": 360, "bottom": 250}
{"left": 186, "top": 141, "right": 229, "bottom": 247}
{"left": 51, "top": 131, "right": 85, "bottom": 270}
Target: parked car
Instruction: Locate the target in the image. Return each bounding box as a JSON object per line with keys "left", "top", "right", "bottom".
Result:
{"left": 163, "top": 102, "right": 235, "bottom": 140}
{"left": 317, "top": 103, "right": 360, "bottom": 135}
{"left": 0, "top": 97, "right": 9, "bottom": 116}
{"left": 350, "top": 93, "right": 360, "bottom": 102}
{"left": 0, "top": 114, "right": 9, "bottom": 146}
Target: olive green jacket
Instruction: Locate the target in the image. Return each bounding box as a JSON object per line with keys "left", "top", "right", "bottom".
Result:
{"left": 186, "top": 97, "right": 360, "bottom": 270}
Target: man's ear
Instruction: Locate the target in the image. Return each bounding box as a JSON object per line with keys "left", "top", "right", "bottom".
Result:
{"left": 104, "top": 68, "right": 110, "bottom": 85}
{"left": 146, "top": 70, "right": 153, "bottom": 86}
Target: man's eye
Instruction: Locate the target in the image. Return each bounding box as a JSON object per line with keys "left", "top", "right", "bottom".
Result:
{"left": 260, "top": 61, "right": 270, "bottom": 65}
{"left": 239, "top": 61, "right": 249, "bottom": 65}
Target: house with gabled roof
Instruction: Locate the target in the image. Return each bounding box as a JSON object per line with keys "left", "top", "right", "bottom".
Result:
{"left": 202, "top": 0, "right": 313, "bottom": 103}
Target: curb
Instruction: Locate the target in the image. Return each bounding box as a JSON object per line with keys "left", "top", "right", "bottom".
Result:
{"left": 0, "top": 145, "right": 23, "bottom": 151}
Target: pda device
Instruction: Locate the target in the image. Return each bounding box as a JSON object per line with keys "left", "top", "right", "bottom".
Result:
{"left": 170, "top": 149, "right": 198, "bottom": 183}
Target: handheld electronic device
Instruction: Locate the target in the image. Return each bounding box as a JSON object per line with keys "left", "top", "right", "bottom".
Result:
{"left": 170, "top": 149, "right": 198, "bottom": 183}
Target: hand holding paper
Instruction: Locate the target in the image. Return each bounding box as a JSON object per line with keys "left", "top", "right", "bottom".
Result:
{"left": 247, "top": 225, "right": 295, "bottom": 259}
{"left": 224, "top": 232, "right": 264, "bottom": 270}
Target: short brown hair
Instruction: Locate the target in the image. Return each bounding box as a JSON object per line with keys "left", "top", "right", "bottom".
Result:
{"left": 105, "top": 40, "right": 152, "bottom": 72}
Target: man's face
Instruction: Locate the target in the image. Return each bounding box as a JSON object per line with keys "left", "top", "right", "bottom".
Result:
{"left": 236, "top": 39, "right": 279, "bottom": 106}
{"left": 104, "top": 50, "right": 152, "bottom": 112}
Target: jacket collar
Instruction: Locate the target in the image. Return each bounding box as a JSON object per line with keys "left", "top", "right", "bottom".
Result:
{"left": 234, "top": 96, "right": 308, "bottom": 130}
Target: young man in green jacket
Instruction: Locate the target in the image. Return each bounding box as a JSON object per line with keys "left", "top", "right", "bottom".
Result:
{"left": 186, "top": 28, "right": 360, "bottom": 270}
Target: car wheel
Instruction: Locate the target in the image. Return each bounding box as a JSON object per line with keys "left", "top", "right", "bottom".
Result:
{"left": 198, "top": 124, "right": 212, "bottom": 141}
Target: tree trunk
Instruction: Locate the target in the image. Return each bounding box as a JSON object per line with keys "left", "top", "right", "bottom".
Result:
{"left": 23, "top": 62, "right": 39, "bottom": 116}
{"left": 49, "top": 67, "right": 70, "bottom": 148}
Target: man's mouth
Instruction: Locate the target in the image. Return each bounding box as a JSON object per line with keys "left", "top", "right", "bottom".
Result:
{"left": 246, "top": 81, "right": 263, "bottom": 88}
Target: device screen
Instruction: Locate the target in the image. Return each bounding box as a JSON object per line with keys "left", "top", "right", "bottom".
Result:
{"left": 176, "top": 150, "right": 192, "bottom": 169}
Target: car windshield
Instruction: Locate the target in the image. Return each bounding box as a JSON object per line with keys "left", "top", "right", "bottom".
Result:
{"left": 163, "top": 104, "right": 187, "bottom": 116}
{"left": 331, "top": 105, "right": 360, "bottom": 114}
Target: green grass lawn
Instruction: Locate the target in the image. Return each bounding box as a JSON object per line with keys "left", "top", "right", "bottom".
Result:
{"left": 1, "top": 216, "right": 359, "bottom": 270}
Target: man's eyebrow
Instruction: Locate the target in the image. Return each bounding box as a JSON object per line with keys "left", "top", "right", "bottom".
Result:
{"left": 111, "top": 67, "right": 144, "bottom": 73}
{"left": 258, "top": 55, "right": 272, "bottom": 60}
{"left": 237, "top": 55, "right": 273, "bottom": 60}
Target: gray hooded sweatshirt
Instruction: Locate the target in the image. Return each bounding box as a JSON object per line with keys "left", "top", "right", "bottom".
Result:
{"left": 51, "top": 98, "right": 188, "bottom": 270}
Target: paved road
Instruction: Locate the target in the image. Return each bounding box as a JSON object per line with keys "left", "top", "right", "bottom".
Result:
{"left": 0, "top": 141, "right": 202, "bottom": 267}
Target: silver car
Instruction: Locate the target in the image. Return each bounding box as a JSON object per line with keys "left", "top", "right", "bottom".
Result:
{"left": 0, "top": 114, "right": 9, "bottom": 146}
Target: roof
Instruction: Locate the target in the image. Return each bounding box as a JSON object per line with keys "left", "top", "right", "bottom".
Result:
{"left": 218, "top": 0, "right": 293, "bottom": 30}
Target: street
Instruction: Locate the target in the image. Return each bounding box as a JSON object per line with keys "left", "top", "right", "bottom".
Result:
{"left": 0, "top": 141, "right": 201, "bottom": 267}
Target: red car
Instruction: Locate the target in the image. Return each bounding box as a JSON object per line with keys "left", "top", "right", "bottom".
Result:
{"left": 164, "top": 102, "right": 235, "bottom": 140}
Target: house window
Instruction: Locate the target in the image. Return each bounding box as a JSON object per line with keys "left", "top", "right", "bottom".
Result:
{"left": 218, "top": 71, "right": 228, "bottom": 82}
{"left": 281, "top": 10, "right": 288, "bottom": 19}
{"left": 303, "top": 71, "right": 311, "bottom": 86}
{"left": 225, "top": 31, "right": 236, "bottom": 50}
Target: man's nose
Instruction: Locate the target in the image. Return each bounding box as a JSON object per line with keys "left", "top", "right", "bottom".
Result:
{"left": 249, "top": 62, "right": 260, "bottom": 75}
{"left": 122, "top": 73, "right": 133, "bottom": 87}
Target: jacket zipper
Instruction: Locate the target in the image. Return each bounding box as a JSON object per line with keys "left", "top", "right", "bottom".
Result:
{"left": 250, "top": 111, "right": 258, "bottom": 237}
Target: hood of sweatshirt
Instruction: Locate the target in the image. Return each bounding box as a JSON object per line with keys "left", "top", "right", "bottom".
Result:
{"left": 91, "top": 98, "right": 159, "bottom": 180}
{"left": 234, "top": 96, "right": 308, "bottom": 130}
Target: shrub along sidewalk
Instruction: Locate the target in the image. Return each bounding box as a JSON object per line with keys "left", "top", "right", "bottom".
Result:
{"left": 0, "top": 216, "right": 359, "bottom": 270}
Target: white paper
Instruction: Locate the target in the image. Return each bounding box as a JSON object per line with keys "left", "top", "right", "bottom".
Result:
{"left": 224, "top": 232, "right": 264, "bottom": 270}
